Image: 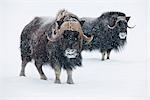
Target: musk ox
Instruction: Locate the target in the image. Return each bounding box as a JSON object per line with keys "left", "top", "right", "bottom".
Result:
{"left": 20, "top": 9, "right": 93, "bottom": 84}
{"left": 81, "top": 11, "right": 134, "bottom": 61}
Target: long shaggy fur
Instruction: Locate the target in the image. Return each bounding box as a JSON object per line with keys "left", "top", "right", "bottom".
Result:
{"left": 20, "top": 10, "right": 86, "bottom": 84}
{"left": 81, "top": 12, "right": 130, "bottom": 60}
{"left": 20, "top": 17, "right": 53, "bottom": 63}
{"left": 20, "top": 11, "right": 82, "bottom": 67}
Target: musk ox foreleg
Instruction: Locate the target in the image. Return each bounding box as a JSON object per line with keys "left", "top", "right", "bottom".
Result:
{"left": 101, "top": 52, "right": 106, "bottom": 61}
{"left": 66, "top": 69, "right": 74, "bottom": 84}
{"left": 101, "top": 49, "right": 112, "bottom": 61}
{"left": 106, "top": 49, "right": 112, "bottom": 60}
{"left": 54, "top": 65, "right": 61, "bottom": 84}
{"left": 35, "top": 61, "right": 47, "bottom": 80}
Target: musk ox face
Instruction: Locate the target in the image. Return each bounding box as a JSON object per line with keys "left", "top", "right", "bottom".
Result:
{"left": 62, "top": 30, "right": 81, "bottom": 58}
{"left": 47, "top": 18, "right": 93, "bottom": 59}
{"left": 117, "top": 20, "right": 128, "bottom": 39}
{"left": 108, "top": 16, "right": 133, "bottom": 40}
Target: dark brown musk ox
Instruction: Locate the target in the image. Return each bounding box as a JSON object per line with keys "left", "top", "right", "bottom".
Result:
{"left": 81, "top": 12, "right": 135, "bottom": 61}
{"left": 19, "top": 9, "right": 93, "bottom": 84}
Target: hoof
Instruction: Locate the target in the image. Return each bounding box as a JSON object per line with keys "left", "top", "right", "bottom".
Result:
{"left": 67, "top": 79, "right": 74, "bottom": 84}
{"left": 101, "top": 59, "right": 105, "bottom": 61}
{"left": 19, "top": 73, "right": 25, "bottom": 76}
{"left": 40, "top": 75, "right": 47, "bottom": 80}
{"left": 107, "top": 57, "right": 110, "bottom": 60}
{"left": 55, "top": 79, "right": 61, "bottom": 84}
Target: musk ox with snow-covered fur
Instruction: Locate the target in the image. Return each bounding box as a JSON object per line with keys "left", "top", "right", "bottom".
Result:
{"left": 20, "top": 9, "right": 93, "bottom": 84}
{"left": 81, "top": 11, "right": 134, "bottom": 61}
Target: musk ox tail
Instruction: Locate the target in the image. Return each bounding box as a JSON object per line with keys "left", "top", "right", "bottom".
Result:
{"left": 20, "top": 17, "right": 42, "bottom": 62}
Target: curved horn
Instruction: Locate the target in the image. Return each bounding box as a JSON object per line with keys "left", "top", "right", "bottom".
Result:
{"left": 127, "top": 25, "right": 136, "bottom": 29}
{"left": 107, "top": 24, "right": 117, "bottom": 29}
{"left": 48, "top": 21, "right": 75, "bottom": 42}
{"left": 49, "top": 20, "right": 94, "bottom": 43}
{"left": 78, "top": 28, "right": 93, "bottom": 43}
{"left": 83, "top": 34, "right": 94, "bottom": 43}
{"left": 107, "top": 19, "right": 118, "bottom": 29}
{"left": 108, "top": 16, "right": 127, "bottom": 29}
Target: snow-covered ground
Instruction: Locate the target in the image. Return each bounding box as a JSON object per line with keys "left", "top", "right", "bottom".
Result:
{"left": 0, "top": 0, "right": 150, "bottom": 100}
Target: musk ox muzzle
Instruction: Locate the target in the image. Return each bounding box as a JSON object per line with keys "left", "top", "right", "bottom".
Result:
{"left": 119, "top": 32, "right": 127, "bottom": 39}
{"left": 65, "top": 48, "right": 78, "bottom": 58}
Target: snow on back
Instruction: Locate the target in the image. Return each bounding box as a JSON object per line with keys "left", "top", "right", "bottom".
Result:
{"left": 40, "top": 16, "right": 55, "bottom": 28}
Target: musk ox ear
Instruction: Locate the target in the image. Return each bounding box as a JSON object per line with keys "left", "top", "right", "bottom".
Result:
{"left": 79, "top": 20, "right": 85, "bottom": 26}
{"left": 126, "top": 16, "right": 131, "bottom": 22}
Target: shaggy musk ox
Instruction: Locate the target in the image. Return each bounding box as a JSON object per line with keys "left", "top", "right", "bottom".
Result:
{"left": 81, "top": 12, "right": 134, "bottom": 61}
{"left": 20, "top": 10, "right": 93, "bottom": 84}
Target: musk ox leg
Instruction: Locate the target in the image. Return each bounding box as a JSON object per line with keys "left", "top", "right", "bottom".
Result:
{"left": 101, "top": 52, "right": 106, "bottom": 61}
{"left": 106, "top": 49, "right": 111, "bottom": 60}
{"left": 35, "top": 61, "right": 47, "bottom": 80}
{"left": 54, "top": 65, "right": 61, "bottom": 84}
{"left": 19, "top": 59, "right": 28, "bottom": 76}
{"left": 66, "top": 69, "right": 74, "bottom": 84}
